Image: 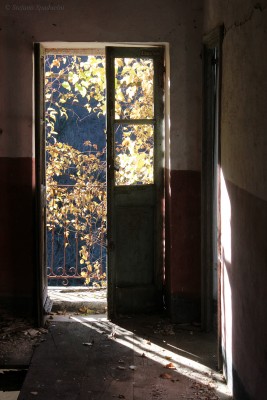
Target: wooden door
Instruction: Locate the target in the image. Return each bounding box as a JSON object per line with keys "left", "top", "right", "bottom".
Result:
{"left": 34, "top": 43, "right": 49, "bottom": 326}
{"left": 106, "top": 47, "right": 164, "bottom": 318}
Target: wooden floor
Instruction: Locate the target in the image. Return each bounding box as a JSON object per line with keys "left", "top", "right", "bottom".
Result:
{"left": 18, "top": 314, "right": 231, "bottom": 400}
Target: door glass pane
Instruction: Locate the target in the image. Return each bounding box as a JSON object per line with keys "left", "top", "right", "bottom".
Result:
{"left": 114, "top": 124, "right": 154, "bottom": 185}
{"left": 115, "top": 58, "right": 154, "bottom": 120}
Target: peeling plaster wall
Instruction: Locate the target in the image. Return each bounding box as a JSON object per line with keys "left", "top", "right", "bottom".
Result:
{"left": 0, "top": 1, "right": 203, "bottom": 318}
{"left": 0, "top": 0, "right": 203, "bottom": 165}
{"left": 204, "top": 2, "right": 267, "bottom": 399}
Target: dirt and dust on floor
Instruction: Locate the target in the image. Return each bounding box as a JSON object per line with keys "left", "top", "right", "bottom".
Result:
{"left": 0, "top": 304, "right": 47, "bottom": 400}
{"left": 0, "top": 292, "right": 232, "bottom": 400}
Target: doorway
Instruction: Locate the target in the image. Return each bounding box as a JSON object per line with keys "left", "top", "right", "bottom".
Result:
{"left": 35, "top": 43, "right": 165, "bottom": 324}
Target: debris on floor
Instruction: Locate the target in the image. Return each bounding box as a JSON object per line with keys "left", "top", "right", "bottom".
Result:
{"left": 17, "top": 315, "right": 232, "bottom": 400}
{"left": 0, "top": 307, "right": 48, "bottom": 366}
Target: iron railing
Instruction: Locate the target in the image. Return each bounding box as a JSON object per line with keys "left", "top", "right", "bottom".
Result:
{"left": 47, "top": 183, "right": 107, "bottom": 286}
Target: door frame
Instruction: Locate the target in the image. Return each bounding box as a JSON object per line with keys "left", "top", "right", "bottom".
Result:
{"left": 34, "top": 42, "right": 47, "bottom": 326}
{"left": 34, "top": 42, "right": 167, "bottom": 325}
{"left": 201, "top": 26, "right": 224, "bottom": 364}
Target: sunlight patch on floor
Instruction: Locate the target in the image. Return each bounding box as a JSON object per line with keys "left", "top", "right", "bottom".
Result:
{"left": 69, "top": 316, "right": 232, "bottom": 399}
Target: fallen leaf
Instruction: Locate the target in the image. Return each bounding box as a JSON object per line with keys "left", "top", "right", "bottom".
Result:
{"left": 117, "top": 365, "right": 126, "bottom": 370}
{"left": 79, "top": 306, "right": 89, "bottom": 314}
{"left": 129, "top": 365, "right": 137, "bottom": 370}
{"left": 165, "top": 362, "right": 176, "bottom": 369}
{"left": 83, "top": 342, "right": 93, "bottom": 346}
{"left": 160, "top": 373, "right": 172, "bottom": 379}
{"left": 165, "top": 356, "right": 172, "bottom": 360}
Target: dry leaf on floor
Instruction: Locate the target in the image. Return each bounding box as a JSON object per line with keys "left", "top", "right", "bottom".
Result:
{"left": 79, "top": 306, "right": 90, "bottom": 314}
{"left": 165, "top": 356, "right": 172, "bottom": 360}
{"left": 117, "top": 365, "right": 126, "bottom": 370}
{"left": 56, "top": 310, "right": 66, "bottom": 315}
{"left": 165, "top": 362, "right": 176, "bottom": 369}
{"left": 129, "top": 365, "right": 137, "bottom": 370}
{"left": 160, "top": 373, "right": 172, "bottom": 379}
{"left": 83, "top": 342, "right": 93, "bottom": 346}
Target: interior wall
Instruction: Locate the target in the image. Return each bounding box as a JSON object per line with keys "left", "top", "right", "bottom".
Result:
{"left": 204, "top": 1, "right": 267, "bottom": 399}
{"left": 0, "top": 0, "right": 203, "bottom": 319}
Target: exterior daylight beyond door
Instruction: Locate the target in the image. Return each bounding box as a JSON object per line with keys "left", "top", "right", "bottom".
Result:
{"left": 35, "top": 44, "right": 164, "bottom": 323}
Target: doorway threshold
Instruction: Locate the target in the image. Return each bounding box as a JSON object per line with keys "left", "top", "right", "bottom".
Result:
{"left": 47, "top": 286, "right": 107, "bottom": 314}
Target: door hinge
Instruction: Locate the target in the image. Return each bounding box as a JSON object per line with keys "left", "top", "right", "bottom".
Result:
{"left": 211, "top": 56, "right": 218, "bottom": 65}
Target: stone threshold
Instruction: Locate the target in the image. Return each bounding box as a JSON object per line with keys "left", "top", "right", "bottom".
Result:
{"left": 48, "top": 286, "right": 107, "bottom": 314}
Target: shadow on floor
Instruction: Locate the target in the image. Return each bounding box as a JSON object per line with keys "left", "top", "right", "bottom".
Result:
{"left": 18, "top": 314, "right": 232, "bottom": 400}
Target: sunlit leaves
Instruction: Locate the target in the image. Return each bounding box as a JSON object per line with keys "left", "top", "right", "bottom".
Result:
{"left": 46, "top": 139, "right": 107, "bottom": 284}
{"left": 45, "top": 54, "right": 155, "bottom": 284}
{"left": 115, "top": 125, "right": 154, "bottom": 185}
{"left": 45, "top": 53, "right": 107, "bottom": 284}
{"left": 115, "top": 57, "right": 154, "bottom": 120}
{"left": 45, "top": 55, "right": 106, "bottom": 139}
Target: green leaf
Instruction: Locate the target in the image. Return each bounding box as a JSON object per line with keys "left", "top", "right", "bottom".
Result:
{"left": 75, "top": 83, "right": 87, "bottom": 97}
{"left": 62, "top": 81, "right": 71, "bottom": 91}
{"left": 81, "top": 80, "right": 89, "bottom": 88}
{"left": 80, "top": 86, "right": 87, "bottom": 97}
{"left": 72, "top": 74, "right": 79, "bottom": 85}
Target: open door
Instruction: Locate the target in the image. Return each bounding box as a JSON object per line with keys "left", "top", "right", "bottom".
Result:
{"left": 34, "top": 43, "right": 50, "bottom": 326}
{"left": 106, "top": 47, "right": 164, "bottom": 318}
{"left": 35, "top": 43, "right": 164, "bottom": 323}
{"left": 202, "top": 27, "right": 223, "bottom": 366}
